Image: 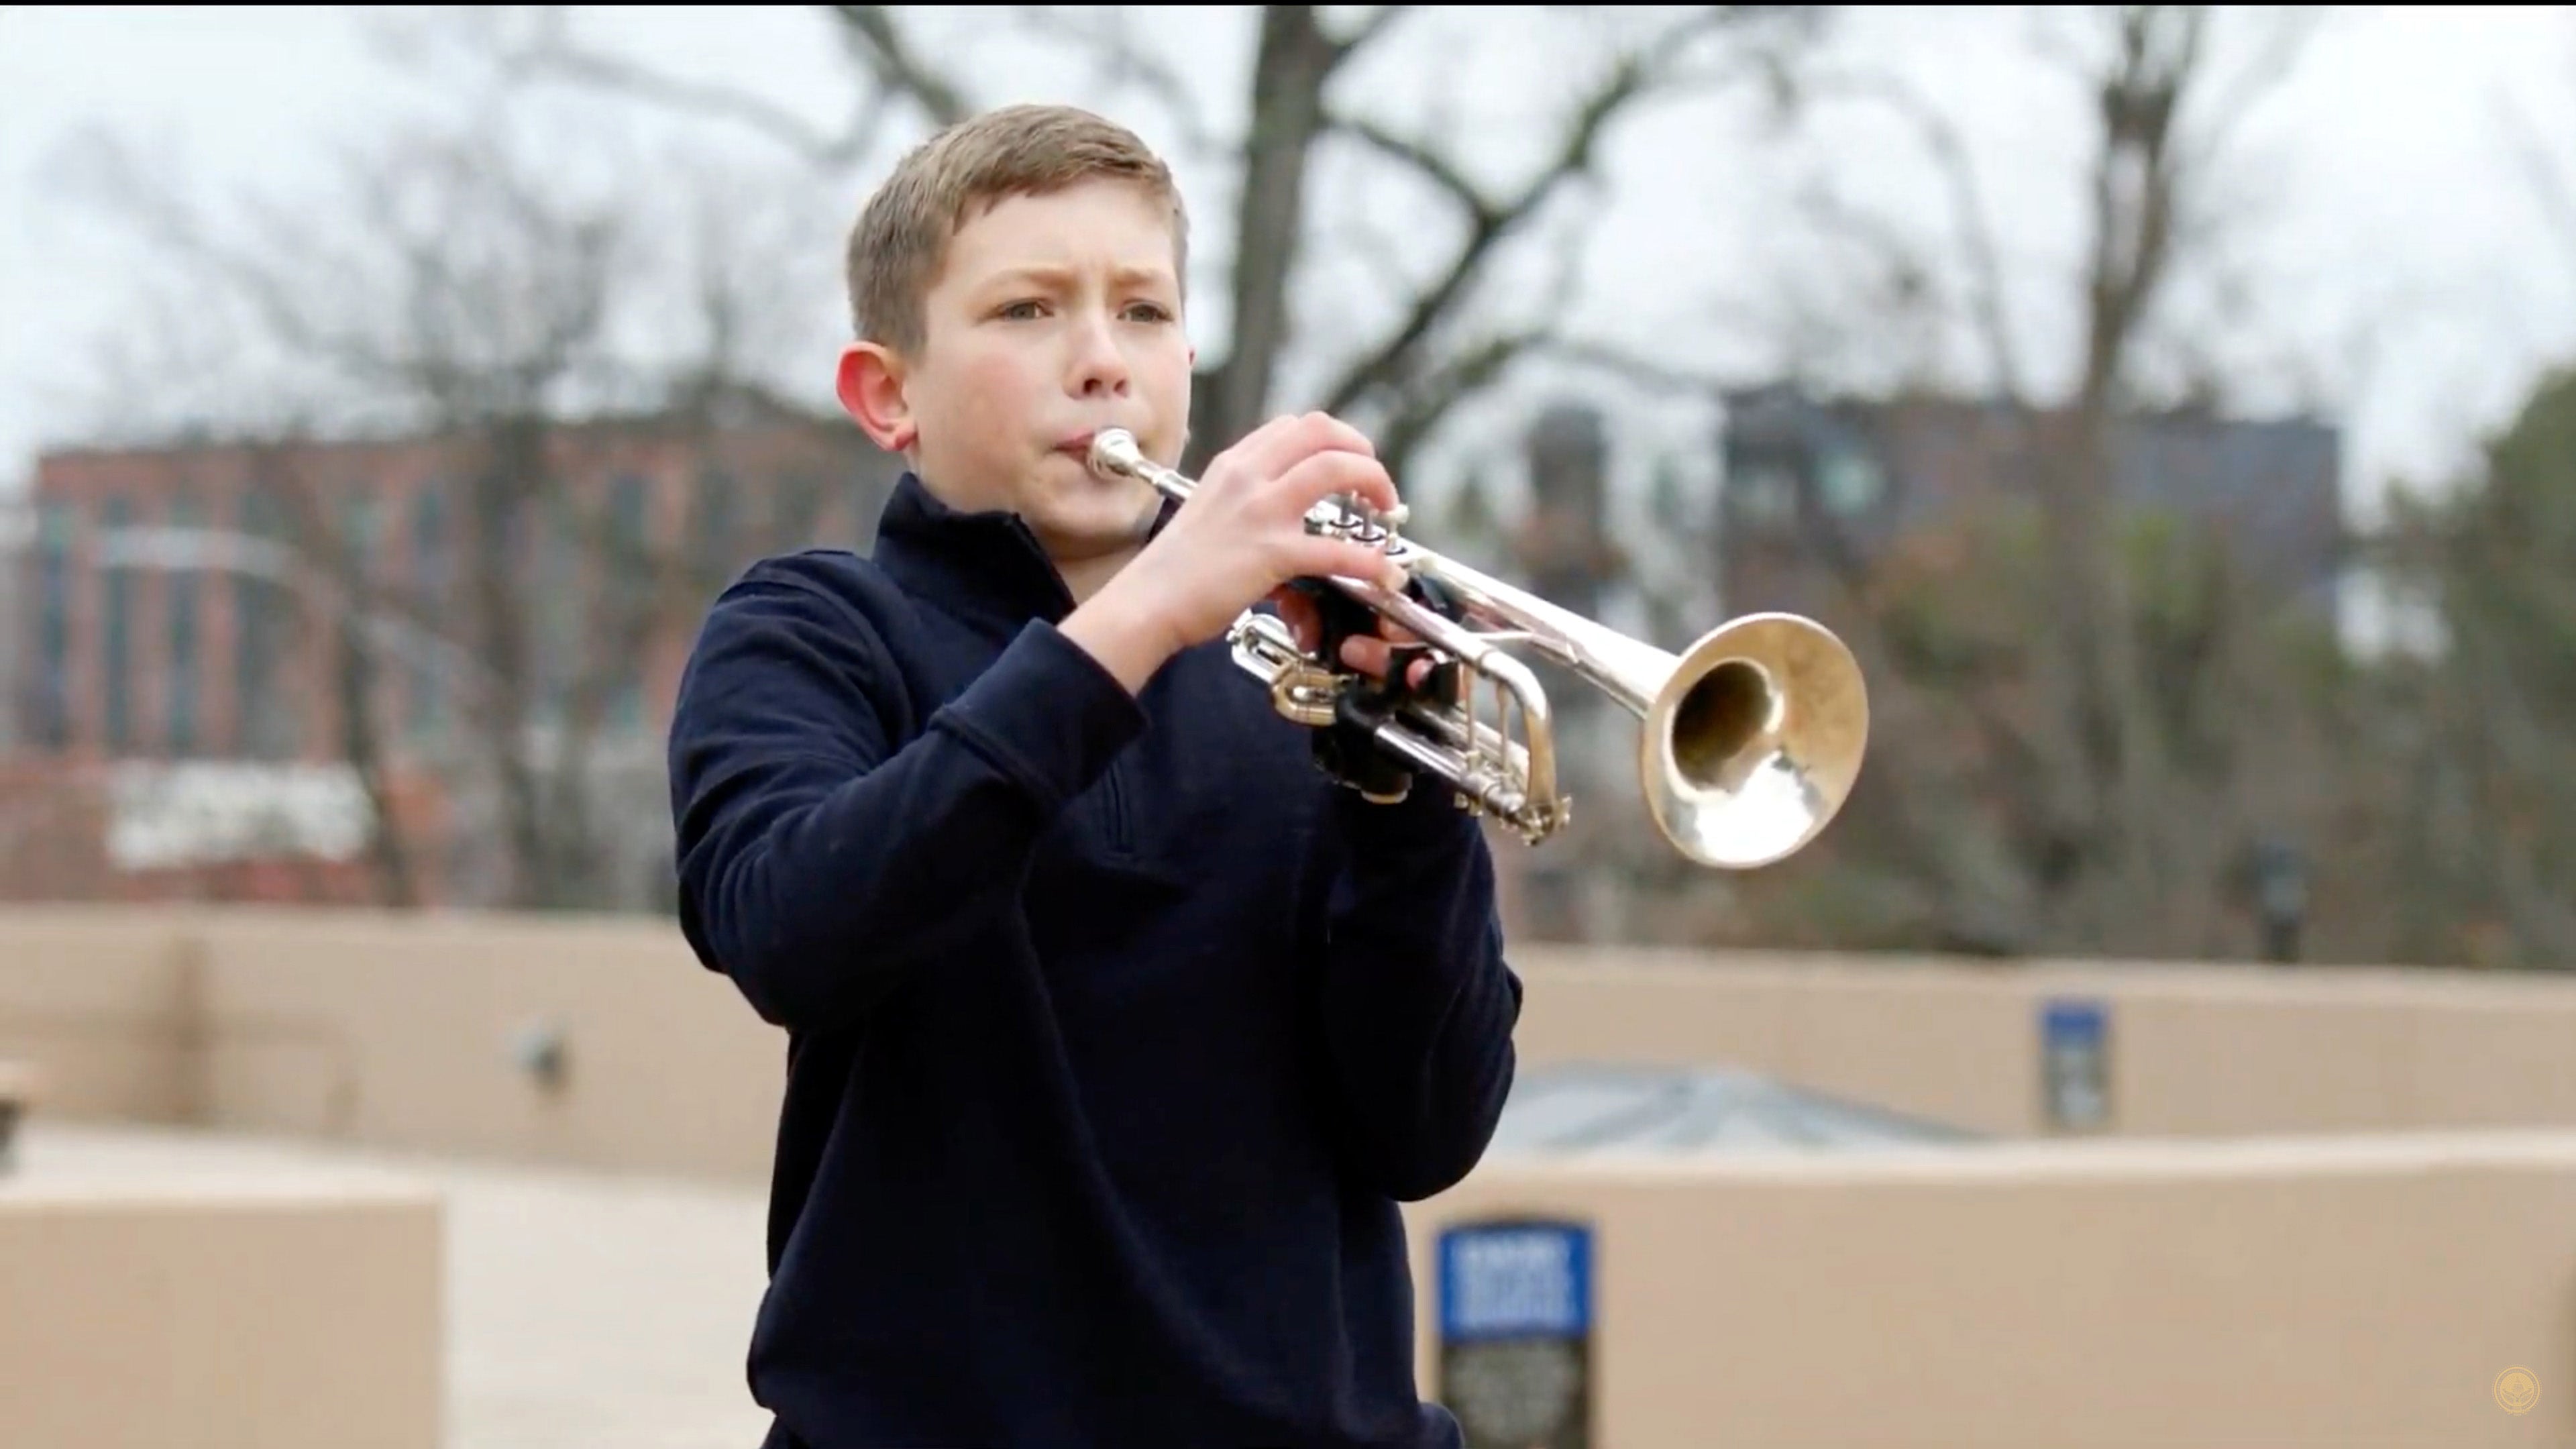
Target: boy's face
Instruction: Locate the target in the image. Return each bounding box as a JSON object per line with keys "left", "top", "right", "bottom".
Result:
{"left": 839, "top": 178, "right": 1195, "bottom": 573}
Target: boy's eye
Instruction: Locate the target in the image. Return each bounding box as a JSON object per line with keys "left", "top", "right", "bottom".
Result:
{"left": 990, "top": 297, "right": 1171, "bottom": 324}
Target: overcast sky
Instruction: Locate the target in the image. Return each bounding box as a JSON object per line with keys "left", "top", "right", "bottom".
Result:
{"left": 4, "top": 4, "right": 2573, "bottom": 540}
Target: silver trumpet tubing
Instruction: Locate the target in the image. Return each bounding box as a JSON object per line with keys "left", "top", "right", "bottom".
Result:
{"left": 1085, "top": 427, "right": 1871, "bottom": 870}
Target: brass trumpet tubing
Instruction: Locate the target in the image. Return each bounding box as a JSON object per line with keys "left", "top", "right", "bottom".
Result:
{"left": 1399, "top": 547, "right": 1678, "bottom": 719}
{"left": 1226, "top": 610, "right": 1543, "bottom": 833}
{"left": 1084, "top": 427, "right": 1870, "bottom": 870}
{"left": 1311, "top": 572, "right": 1562, "bottom": 822}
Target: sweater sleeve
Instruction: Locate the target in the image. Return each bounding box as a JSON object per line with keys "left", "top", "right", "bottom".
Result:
{"left": 667, "top": 559, "right": 1146, "bottom": 1034}
{"left": 1309, "top": 777, "right": 1523, "bottom": 1202}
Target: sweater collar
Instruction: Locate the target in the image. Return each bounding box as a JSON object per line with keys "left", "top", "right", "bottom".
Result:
{"left": 869, "top": 470, "right": 1181, "bottom": 629}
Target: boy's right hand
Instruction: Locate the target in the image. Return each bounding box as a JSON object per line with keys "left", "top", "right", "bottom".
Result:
{"left": 1065, "top": 412, "right": 1411, "bottom": 694}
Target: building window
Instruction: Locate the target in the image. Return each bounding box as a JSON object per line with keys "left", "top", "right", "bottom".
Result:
{"left": 1729, "top": 462, "right": 1800, "bottom": 526}
{"left": 235, "top": 490, "right": 299, "bottom": 760}
{"left": 1816, "top": 446, "right": 1887, "bottom": 517}
{"left": 692, "top": 468, "right": 737, "bottom": 604}
{"left": 409, "top": 484, "right": 447, "bottom": 739}
{"left": 333, "top": 492, "right": 380, "bottom": 749}
{"left": 605, "top": 472, "right": 649, "bottom": 733}
{"left": 532, "top": 490, "right": 581, "bottom": 729}
{"left": 166, "top": 498, "right": 203, "bottom": 756}
{"left": 34, "top": 502, "right": 72, "bottom": 751}
{"left": 849, "top": 467, "right": 889, "bottom": 549}
{"left": 101, "top": 496, "right": 133, "bottom": 755}
{"left": 777, "top": 470, "right": 828, "bottom": 545}
{"left": 341, "top": 494, "right": 379, "bottom": 576}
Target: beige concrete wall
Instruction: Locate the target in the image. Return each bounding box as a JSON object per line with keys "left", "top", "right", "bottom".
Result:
{"left": 0, "top": 1124, "right": 445, "bottom": 1449}
{"left": 9, "top": 907, "right": 2576, "bottom": 1446}
{"left": 1404, "top": 1132, "right": 2576, "bottom": 1447}
{"left": 0, "top": 909, "right": 196, "bottom": 1123}
{"left": 185, "top": 908, "right": 784, "bottom": 1181}
{"left": 8, "top": 906, "right": 2576, "bottom": 1183}
{"left": 1509, "top": 943, "right": 2576, "bottom": 1136}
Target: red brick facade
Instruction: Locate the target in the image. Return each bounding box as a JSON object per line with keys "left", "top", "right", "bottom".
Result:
{"left": 7, "top": 405, "right": 899, "bottom": 906}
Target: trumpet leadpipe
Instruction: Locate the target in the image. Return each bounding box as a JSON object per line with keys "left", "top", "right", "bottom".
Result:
{"left": 1085, "top": 426, "right": 1870, "bottom": 869}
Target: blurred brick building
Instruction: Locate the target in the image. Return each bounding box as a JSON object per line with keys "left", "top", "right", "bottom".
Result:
{"left": 3, "top": 400, "right": 898, "bottom": 907}
{"left": 1457, "top": 386, "right": 2350, "bottom": 945}
{"left": 5, "top": 378, "right": 2341, "bottom": 928}
{"left": 1, "top": 394, "right": 1629, "bottom": 926}
{"left": 1715, "top": 384, "right": 2347, "bottom": 632}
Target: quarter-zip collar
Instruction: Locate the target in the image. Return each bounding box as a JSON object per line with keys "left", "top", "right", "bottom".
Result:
{"left": 871, "top": 470, "right": 1181, "bottom": 632}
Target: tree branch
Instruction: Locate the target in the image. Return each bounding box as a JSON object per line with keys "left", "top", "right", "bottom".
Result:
{"left": 2176, "top": 4, "right": 2329, "bottom": 180}
{"left": 1366, "top": 174, "right": 1600, "bottom": 472}
{"left": 827, "top": 4, "right": 973, "bottom": 127}
{"left": 1537, "top": 337, "right": 1732, "bottom": 396}
{"left": 493, "top": 6, "right": 898, "bottom": 169}
{"left": 1373, "top": 325, "right": 1556, "bottom": 481}
{"left": 1319, "top": 7, "right": 1770, "bottom": 418}
{"left": 50, "top": 64, "right": 853, "bottom": 912}
{"left": 1330, "top": 5, "right": 1413, "bottom": 59}
{"left": 1796, "top": 67, "right": 2028, "bottom": 402}
{"left": 1007, "top": 5, "right": 1222, "bottom": 160}
{"left": 2498, "top": 87, "right": 2576, "bottom": 258}
{"left": 488, "top": 5, "right": 972, "bottom": 170}
{"left": 1185, "top": 4, "right": 1364, "bottom": 468}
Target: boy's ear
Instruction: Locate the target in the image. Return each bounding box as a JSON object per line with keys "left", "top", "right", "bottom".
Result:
{"left": 837, "top": 341, "right": 916, "bottom": 455}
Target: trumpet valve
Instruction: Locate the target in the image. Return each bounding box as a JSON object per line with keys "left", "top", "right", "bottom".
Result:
{"left": 1309, "top": 494, "right": 1408, "bottom": 544}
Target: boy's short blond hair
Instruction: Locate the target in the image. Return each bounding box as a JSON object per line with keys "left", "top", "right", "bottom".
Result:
{"left": 847, "top": 103, "right": 1189, "bottom": 356}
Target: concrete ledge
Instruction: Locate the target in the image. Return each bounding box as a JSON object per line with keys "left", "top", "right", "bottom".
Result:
{"left": 0, "top": 1124, "right": 444, "bottom": 1449}
{"left": 1406, "top": 1132, "right": 2576, "bottom": 1448}
{"left": 0, "top": 1059, "right": 38, "bottom": 1173}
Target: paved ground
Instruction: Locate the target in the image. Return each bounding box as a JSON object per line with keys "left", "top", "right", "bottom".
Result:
{"left": 431, "top": 1148, "right": 774, "bottom": 1449}
{"left": 15, "top": 1121, "right": 777, "bottom": 1449}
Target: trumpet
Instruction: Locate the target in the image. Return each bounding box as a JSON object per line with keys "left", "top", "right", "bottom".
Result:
{"left": 1085, "top": 428, "right": 1870, "bottom": 870}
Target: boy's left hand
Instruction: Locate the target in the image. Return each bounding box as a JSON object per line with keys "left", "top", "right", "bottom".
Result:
{"left": 1267, "top": 585, "right": 1440, "bottom": 692}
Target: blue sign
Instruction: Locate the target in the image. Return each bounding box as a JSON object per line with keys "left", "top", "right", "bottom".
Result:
{"left": 2040, "top": 997, "right": 2111, "bottom": 1130}
{"left": 1438, "top": 1220, "right": 1593, "bottom": 1344}
{"left": 2042, "top": 998, "right": 2105, "bottom": 1049}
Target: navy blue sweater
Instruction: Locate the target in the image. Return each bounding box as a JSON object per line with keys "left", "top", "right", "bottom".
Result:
{"left": 666, "top": 471, "right": 1523, "bottom": 1449}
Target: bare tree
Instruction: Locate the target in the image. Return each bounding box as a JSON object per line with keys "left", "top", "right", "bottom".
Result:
{"left": 244, "top": 431, "right": 423, "bottom": 910}
{"left": 494, "top": 4, "right": 1825, "bottom": 482}
{"left": 48, "top": 83, "right": 879, "bottom": 911}
{"left": 1693, "top": 5, "right": 2334, "bottom": 959}
{"left": 2366, "top": 43, "right": 2576, "bottom": 969}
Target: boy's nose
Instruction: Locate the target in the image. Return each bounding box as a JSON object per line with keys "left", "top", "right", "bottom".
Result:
{"left": 1068, "top": 313, "right": 1132, "bottom": 396}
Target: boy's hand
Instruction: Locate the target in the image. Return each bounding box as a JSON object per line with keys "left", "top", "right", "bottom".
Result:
{"left": 1269, "top": 588, "right": 1440, "bottom": 693}
{"left": 1067, "top": 412, "right": 1414, "bottom": 691}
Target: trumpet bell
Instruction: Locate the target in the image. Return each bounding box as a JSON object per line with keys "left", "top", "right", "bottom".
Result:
{"left": 1642, "top": 612, "right": 1870, "bottom": 870}
{"left": 1081, "top": 424, "right": 1870, "bottom": 869}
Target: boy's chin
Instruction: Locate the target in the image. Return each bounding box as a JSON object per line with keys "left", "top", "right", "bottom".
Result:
{"left": 1026, "top": 492, "right": 1158, "bottom": 559}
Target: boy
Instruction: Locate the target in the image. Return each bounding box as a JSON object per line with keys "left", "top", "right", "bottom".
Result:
{"left": 666, "top": 103, "right": 1522, "bottom": 1448}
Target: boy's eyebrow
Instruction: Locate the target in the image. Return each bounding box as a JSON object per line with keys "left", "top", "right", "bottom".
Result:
{"left": 983, "top": 262, "right": 1177, "bottom": 291}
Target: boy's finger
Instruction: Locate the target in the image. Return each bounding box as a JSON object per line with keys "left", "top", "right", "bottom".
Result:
{"left": 1212, "top": 413, "right": 1315, "bottom": 493}
{"left": 1287, "top": 536, "right": 1407, "bottom": 593}
{"left": 1335, "top": 636, "right": 1440, "bottom": 692}
{"left": 1266, "top": 585, "right": 1322, "bottom": 652}
{"left": 1276, "top": 448, "right": 1401, "bottom": 523}
{"left": 1294, "top": 411, "right": 1377, "bottom": 460}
